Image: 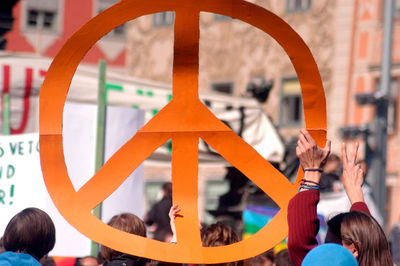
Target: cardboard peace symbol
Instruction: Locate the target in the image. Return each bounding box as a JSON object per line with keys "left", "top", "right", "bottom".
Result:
{"left": 39, "top": 0, "right": 326, "bottom": 263}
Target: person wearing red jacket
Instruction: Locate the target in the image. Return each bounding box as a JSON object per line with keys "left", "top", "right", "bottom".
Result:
{"left": 288, "top": 130, "right": 392, "bottom": 266}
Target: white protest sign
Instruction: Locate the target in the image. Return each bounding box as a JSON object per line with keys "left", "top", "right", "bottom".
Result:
{"left": 0, "top": 133, "right": 46, "bottom": 232}
{"left": 0, "top": 104, "right": 145, "bottom": 257}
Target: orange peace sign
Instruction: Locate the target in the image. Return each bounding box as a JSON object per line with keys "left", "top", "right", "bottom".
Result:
{"left": 39, "top": 0, "right": 326, "bottom": 263}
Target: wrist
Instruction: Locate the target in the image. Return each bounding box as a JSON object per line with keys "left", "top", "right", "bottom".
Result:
{"left": 298, "top": 173, "right": 322, "bottom": 193}
{"left": 346, "top": 188, "right": 364, "bottom": 205}
{"left": 303, "top": 171, "right": 322, "bottom": 183}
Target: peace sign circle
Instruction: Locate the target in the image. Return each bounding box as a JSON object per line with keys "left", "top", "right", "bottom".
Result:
{"left": 39, "top": 0, "right": 326, "bottom": 263}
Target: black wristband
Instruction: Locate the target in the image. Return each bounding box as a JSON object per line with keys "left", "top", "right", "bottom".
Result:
{"left": 303, "top": 168, "right": 323, "bottom": 173}
{"left": 301, "top": 179, "right": 320, "bottom": 186}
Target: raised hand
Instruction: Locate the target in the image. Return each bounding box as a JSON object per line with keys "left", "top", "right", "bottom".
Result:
{"left": 169, "top": 204, "right": 181, "bottom": 243}
{"left": 341, "top": 142, "right": 365, "bottom": 204}
{"left": 296, "top": 129, "right": 331, "bottom": 170}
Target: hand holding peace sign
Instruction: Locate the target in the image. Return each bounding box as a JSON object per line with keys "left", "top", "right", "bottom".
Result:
{"left": 296, "top": 129, "right": 331, "bottom": 171}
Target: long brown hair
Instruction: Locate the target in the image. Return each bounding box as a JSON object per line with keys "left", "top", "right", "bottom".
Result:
{"left": 341, "top": 211, "right": 392, "bottom": 266}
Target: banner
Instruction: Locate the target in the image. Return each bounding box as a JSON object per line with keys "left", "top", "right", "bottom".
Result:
{"left": 0, "top": 52, "right": 284, "bottom": 164}
{"left": 243, "top": 206, "right": 327, "bottom": 244}
{"left": 0, "top": 104, "right": 145, "bottom": 257}
{"left": 0, "top": 133, "right": 46, "bottom": 230}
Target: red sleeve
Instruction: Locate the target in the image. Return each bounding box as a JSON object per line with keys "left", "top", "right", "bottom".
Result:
{"left": 350, "top": 201, "right": 371, "bottom": 215}
{"left": 287, "top": 190, "right": 320, "bottom": 266}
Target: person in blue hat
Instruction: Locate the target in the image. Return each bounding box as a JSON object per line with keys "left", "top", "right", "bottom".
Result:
{"left": 302, "top": 244, "right": 357, "bottom": 266}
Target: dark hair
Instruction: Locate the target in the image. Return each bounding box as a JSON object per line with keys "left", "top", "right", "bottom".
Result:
{"left": 325, "top": 213, "right": 345, "bottom": 244}
{"left": 162, "top": 182, "right": 172, "bottom": 196}
{"left": 274, "top": 249, "right": 293, "bottom": 266}
{"left": 100, "top": 213, "right": 146, "bottom": 262}
{"left": 0, "top": 237, "right": 5, "bottom": 254}
{"left": 341, "top": 211, "right": 392, "bottom": 266}
{"left": 251, "top": 249, "right": 274, "bottom": 266}
{"left": 3, "top": 208, "right": 56, "bottom": 260}
{"left": 40, "top": 256, "right": 56, "bottom": 266}
{"left": 200, "top": 222, "right": 243, "bottom": 266}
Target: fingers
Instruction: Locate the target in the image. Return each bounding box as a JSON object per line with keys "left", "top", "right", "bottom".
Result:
{"left": 296, "top": 146, "right": 301, "bottom": 158}
{"left": 323, "top": 140, "right": 331, "bottom": 158}
{"left": 169, "top": 204, "right": 181, "bottom": 219}
{"left": 300, "top": 129, "right": 316, "bottom": 145}
{"left": 298, "top": 132, "right": 308, "bottom": 148}
{"left": 342, "top": 142, "right": 359, "bottom": 166}
{"left": 349, "top": 142, "right": 359, "bottom": 165}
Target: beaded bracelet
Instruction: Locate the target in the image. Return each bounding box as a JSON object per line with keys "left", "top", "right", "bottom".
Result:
{"left": 300, "top": 183, "right": 319, "bottom": 188}
{"left": 298, "top": 186, "right": 320, "bottom": 192}
{"left": 303, "top": 168, "right": 323, "bottom": 173}
{"left": 301, "top": 179, "right": 320, "bottom": 186}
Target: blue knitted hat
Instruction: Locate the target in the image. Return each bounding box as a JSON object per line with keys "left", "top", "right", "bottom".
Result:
{"left": 302, "top": 243, "right": 358, "bottom": 266}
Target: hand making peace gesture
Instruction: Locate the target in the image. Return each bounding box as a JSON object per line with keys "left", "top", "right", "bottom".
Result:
{"left": 341, "top": 142, "right": 365, "bottom": 204}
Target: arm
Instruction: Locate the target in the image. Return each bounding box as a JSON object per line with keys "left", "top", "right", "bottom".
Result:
{"left": 350, "top": 202, "right": 370, "bottom": 215}
{"left": 341, "top": 142, "right": 370, "bottom": 215}
{"left": 288, "top": 130, "right": 331, "bottom": 266}
{"left": 169, "top": 204, "right": 181, "bottom": 243}
{"left": 288, "top": 189, "right": 320, "bottom": 266}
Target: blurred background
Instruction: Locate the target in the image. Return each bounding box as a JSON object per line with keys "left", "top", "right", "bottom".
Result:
{"left": 0, "top": 0, "right": 399, "bottom": 260}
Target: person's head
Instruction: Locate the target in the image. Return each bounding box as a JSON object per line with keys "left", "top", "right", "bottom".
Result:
{"left": 323, "top": 154, "right": 340, "bottom": 174}
{"left": 201, "top": 222, "right": 239, "bottom": 247}
{"left": 325, "top": 213, "right": 345, "bottom": 244}
{"left": 252, "top": 250, "right": 274, "bottom": 266}
{"left": 200, "top": 222, "right": 243, "bottom": 266}
{"left": 273, "top": 249, "right": 292, "bottom": 266}
{"left": 302, "top": 243, "right": 357, "bottom": 266}
{"left": 341, "top": 211, "right": 392, "bottom": 266}
{"left": 162, "top": 182, "right": 172, "bottom": 197}
{"left": 75, "top": 255, "right": 99, "bottom": 266}
{"left": 100, "top": 213, "right": 146, "bottom": 262}
{"left": 2, "top": 208, "right": 55, "bottom": 261}
{"left": 40, "top": 256, "right": 56, "bottom": 266}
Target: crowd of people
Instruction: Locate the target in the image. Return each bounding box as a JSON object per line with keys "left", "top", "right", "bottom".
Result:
{"left": 0, "top": 130, "right": 398, "bottom": 265}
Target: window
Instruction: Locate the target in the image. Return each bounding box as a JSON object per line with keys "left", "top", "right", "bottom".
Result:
{"left": 280, "top": 78, "right": 303, "bottom": 126}
{"left": 97, "top": 0, "right": 125, "bottom": 38}
{"left": 153, "top": 12, "right": 175, "bottom": 27}
{"left": 286, "top": 0, "right": 311, "bottom": 13}
{"left": 211, "top": 82, "right": 234, "bottom": 95}
{"left": 24, "top": 0, "right": 59, "bottom": 32}
{"left": 214, "top": 14, "right": 232, "bottom": 21}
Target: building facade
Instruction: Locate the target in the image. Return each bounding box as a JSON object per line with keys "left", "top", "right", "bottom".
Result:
{"left": 6, "top": 0, "right": 126, "bottom": 68}
{"left": 342, "top": 0, "right": 400, "bottom": 230}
